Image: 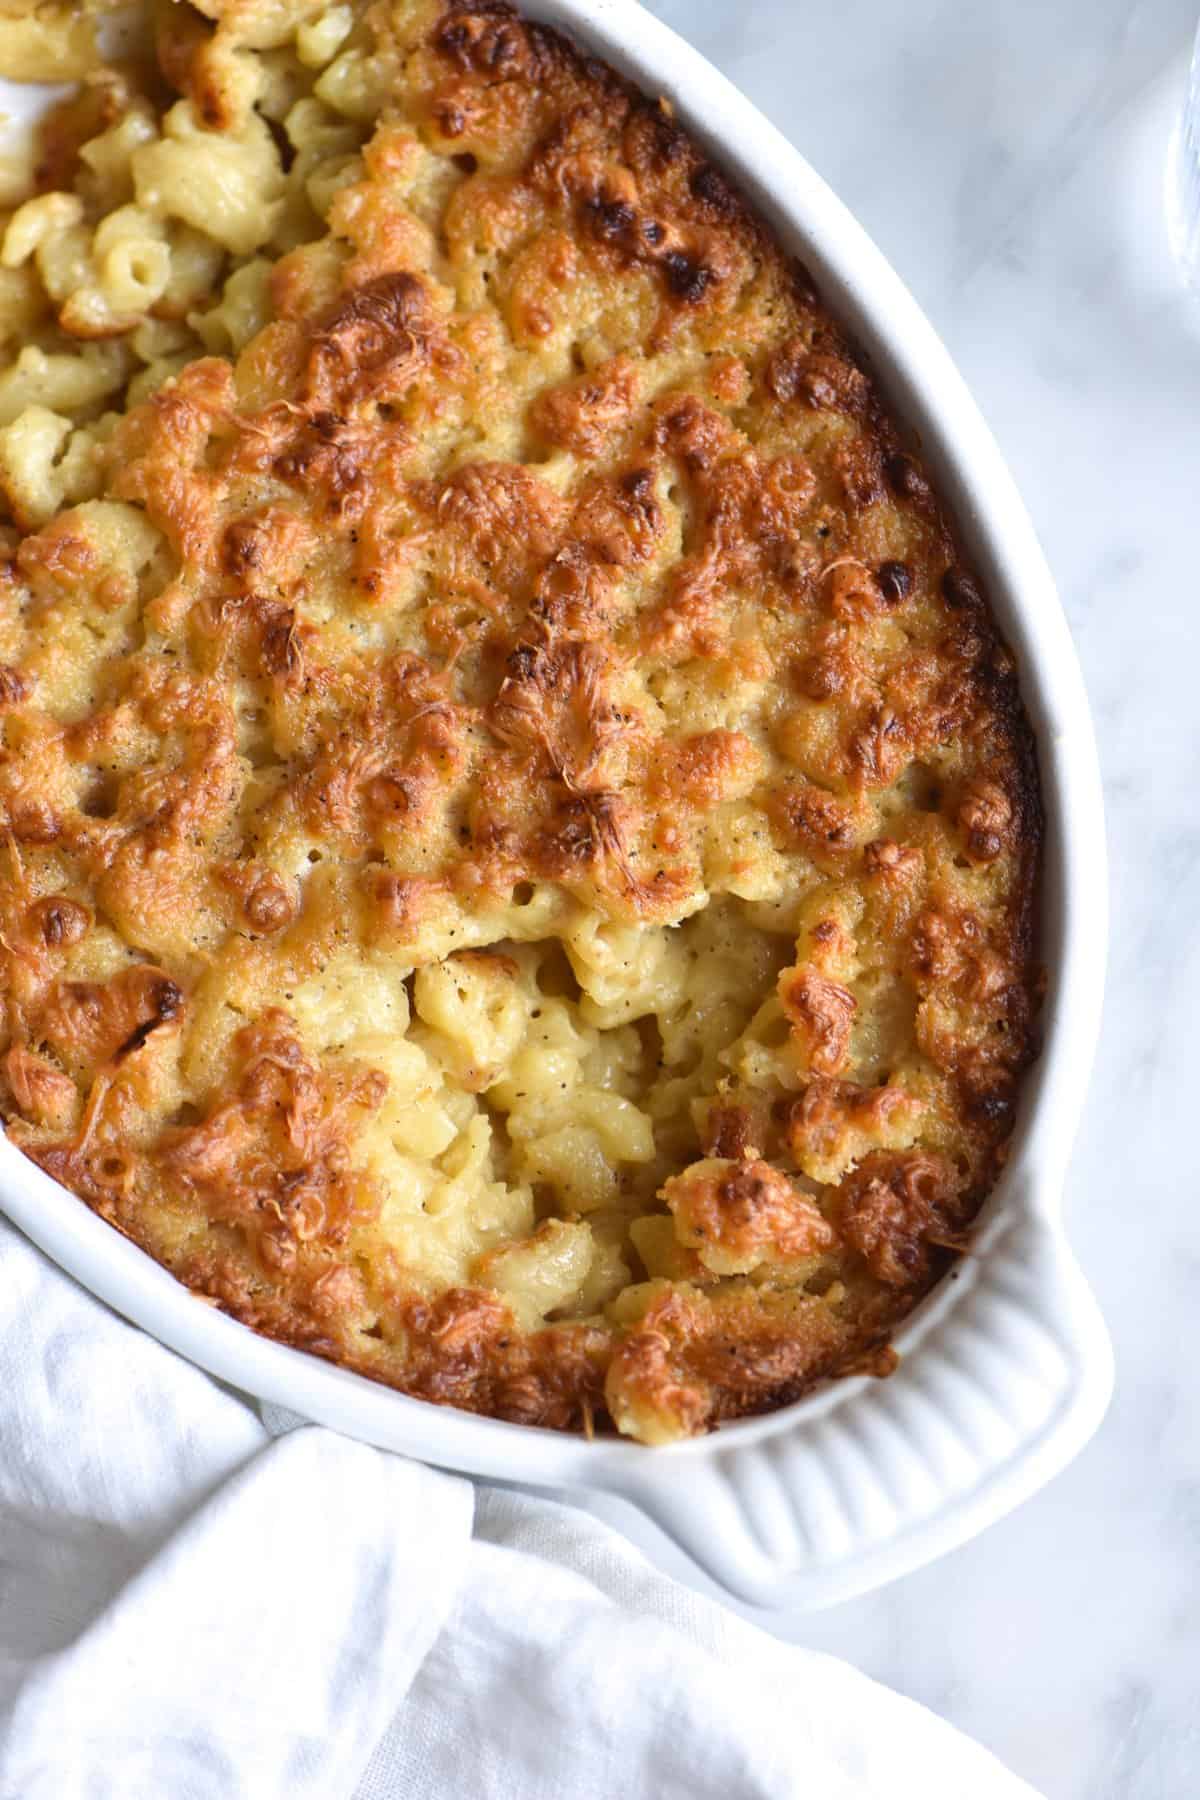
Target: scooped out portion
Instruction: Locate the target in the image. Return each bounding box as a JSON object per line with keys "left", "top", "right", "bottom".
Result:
{"left": 0, "top": 0, "right": 1040, "bottom": 1441}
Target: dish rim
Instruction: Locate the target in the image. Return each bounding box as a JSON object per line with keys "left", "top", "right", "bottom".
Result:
{"left": 0, "top": 0, "right": 1112, "bottom": 1607}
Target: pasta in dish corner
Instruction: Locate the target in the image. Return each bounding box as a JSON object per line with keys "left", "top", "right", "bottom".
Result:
{"left": 0, "top": 0, "right": 1041, "bottom": 1442}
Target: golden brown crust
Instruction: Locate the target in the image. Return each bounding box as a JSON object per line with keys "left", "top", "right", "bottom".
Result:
{"left": 605, "top": 1281, "right": 880, "bottom": 1445}
{"left": 663, "top": 1157, "right": 836, "bottom": 1276}
{"left": 0, "top": 0, "right": 1042, "bottom": 1443}
{"left": 834, "top": 1148, "right": 966, "bottom": 1287}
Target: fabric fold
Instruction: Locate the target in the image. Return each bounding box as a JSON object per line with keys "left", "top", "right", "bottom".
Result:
{"left": 3, "top": 1430, "right": 472, "bottom": 1800}
{"left": 357, "top": 1487, "right": 1041, "bottom": 1800}
{"left": 0, "top": 1217, "right": 1043, "bottom": 1800}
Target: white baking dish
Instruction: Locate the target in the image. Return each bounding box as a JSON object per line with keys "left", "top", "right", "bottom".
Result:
{"left": 0, "top": 0, "right": 1111, "bottom": 1610}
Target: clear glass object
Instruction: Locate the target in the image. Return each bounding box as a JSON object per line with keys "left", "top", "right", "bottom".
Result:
{"left": 1169, "top": 23, "right": 1200, "bottom": 284}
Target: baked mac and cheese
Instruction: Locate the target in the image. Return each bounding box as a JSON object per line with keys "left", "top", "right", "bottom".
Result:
{"left": 0, "top": 0, "right": 1041, "bottom": 1442}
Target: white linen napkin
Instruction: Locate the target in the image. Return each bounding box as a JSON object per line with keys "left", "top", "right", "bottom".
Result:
{"left": 0, "top": 1214, "right": 1042, "bottom": 1800}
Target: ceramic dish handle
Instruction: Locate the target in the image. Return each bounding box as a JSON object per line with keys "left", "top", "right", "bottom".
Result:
{"left": 600, "top": 1203, "right": 1111, "bottom": 1609}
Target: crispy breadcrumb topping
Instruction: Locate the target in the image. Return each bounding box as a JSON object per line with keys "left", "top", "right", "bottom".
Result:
{"left": 0, "top": 0, "right": 1040, "bottom": 1442}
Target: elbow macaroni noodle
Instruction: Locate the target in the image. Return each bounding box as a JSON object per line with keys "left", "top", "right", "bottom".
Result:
{"left": 0, "top": 3, "right": 376, "bottom": 524}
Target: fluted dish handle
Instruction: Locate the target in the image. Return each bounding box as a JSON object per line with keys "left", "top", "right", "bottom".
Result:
{"left": 597, "top": 1204, "right": 1112, "bottom": 1609}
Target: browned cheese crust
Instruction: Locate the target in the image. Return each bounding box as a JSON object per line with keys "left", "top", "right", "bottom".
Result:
{"left": 0, "top": 0, "right": 1041, "bottom": 1443}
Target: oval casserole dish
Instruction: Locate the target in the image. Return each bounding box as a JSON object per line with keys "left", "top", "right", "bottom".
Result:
{"left": 0, "top": 0, "right": 1111, "bottom": 1607}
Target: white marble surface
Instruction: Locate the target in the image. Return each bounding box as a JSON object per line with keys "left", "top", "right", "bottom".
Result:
{"left": 616, "top": 3, "right": 1200, "bottom": 1795}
